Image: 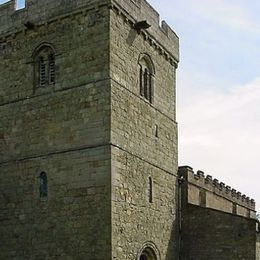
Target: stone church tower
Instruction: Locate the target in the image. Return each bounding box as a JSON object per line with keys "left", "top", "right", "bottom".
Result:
{"left": 0, "top": 0, "right": 179, "bottom": 259}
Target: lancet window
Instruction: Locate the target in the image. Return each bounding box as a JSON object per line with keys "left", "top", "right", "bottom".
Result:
{"left": 139, "top": 54, "right": 155, "bottom": 103}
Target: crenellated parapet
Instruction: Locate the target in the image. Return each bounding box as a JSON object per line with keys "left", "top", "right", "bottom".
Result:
{"left": 0, "top": 0, "right": 109, "bottom": 35}
{"left": 178, "top": 166, "right": 256, "bottom": 218}
{"left": 0, "top": 0, "right": 179, "bottom": 66}
{"left": 111, "top": 0, "right": 179, "bottom": 65}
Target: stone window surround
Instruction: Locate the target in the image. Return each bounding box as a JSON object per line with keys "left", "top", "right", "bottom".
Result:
{"left": 33, "top": 43, "right": 56, "bottom": 88}
{"left": 138, "top": 53, "right": 155, "bottom": 104}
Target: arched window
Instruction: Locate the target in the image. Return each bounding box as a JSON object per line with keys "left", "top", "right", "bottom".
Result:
{"left": 33, "top": 44, "right": 56, "bottom": 87}
{"left": 39, "top": 172, "right": 48, "bottom": 198}
{"left": 138, "top": 54, "right": 155, "bottom": 103}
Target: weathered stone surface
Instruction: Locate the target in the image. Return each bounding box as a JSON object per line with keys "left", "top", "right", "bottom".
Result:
{"left": 0, "top": 146, "right": 111, "bottom": 259}
{"left": 179, "top": 166, "right": 257, "bottom": 260}
{"left": 257, "top": 234, "right": 260, "bottom": 260}
{"left": 1, "top": 0, "right": 256, "bottom": 259}
{"left": 111, "top": 147, "right": 177, "bottom": 259}
{"left": 180, "top": 205, "right": 256, "bottom": 260}
{"left": 0, "top": 0, "right": 179, "bottom": 259}
{"left": 0, "top": 1, "right": 112, "bottom": 259}
{"left": 109, "top": 3, "right": 178, "bottom": 259}
{"left": 178, "top": 166, "right": 256, "bottom": 216}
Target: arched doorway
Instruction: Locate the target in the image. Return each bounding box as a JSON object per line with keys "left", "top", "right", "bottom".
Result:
{"left": 139, "top": 246, "right": 158, "bottom": 260}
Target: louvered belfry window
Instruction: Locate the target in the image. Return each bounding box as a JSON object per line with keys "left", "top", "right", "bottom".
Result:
{"left": 48, "top": 53, "right": 55, "bottom": 84}
{"left": 34, "top": 45, "right": 56, "bottom": 88}
{"left": 39, "top": 57, "right": 46, "bottom": 87}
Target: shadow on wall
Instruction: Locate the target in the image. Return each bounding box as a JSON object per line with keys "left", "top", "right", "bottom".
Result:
{"left": 165, "top": 178, "right": 179, "bottom": 260}
{"left": 126, "top": 28, "right": 138, "bottom": 46}
{"left": 165, "top": 217, "right": 178, "bottom": 260}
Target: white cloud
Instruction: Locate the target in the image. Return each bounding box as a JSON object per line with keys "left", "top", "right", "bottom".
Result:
{"left": 147, "top": 0, "right": 260, "bottom": 212}
{"left": 187, "top": 0, "right": 260, "bottom": 33}
{"left": 149, "top": 0, "right": 260, "bottom": 33}
{"left": 0, "top": 0, "right": 25, "bottom": 9}
{"left": 178, "top": 77, "right": 260, "bottom": 210}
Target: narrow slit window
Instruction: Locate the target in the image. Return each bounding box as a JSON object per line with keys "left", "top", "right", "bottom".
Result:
{"left": 140, "top": 66, "right": 144, "bottom": 96}
{"left": 155, "top": 125, "right": 159, "bottom": 138}
{"left": 39, "top": 172, "right": 48, "bottom": 198}
{"left": 148, "top": 177, "right": 153, "bottom": 203}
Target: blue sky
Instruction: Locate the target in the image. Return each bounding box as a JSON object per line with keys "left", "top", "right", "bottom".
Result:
{"left": 1, "top": 0, "right": 260, "bottom": 211}
{"left": 0, "top": 0, "right": 25, "bottom": 9}
{"left": 148, "top": 0, "right": 260, "bottom": 211}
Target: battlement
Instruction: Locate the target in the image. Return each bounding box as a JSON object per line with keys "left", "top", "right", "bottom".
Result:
{"left": 0, "top": 0, "right": 109, "bottom": 35}
{"left": 111, "top": 0, "right": 179, "bottom": 61}
{"left": 178, "top": 166, "right": 256, "bottom": 218}
{"left": 0, "top": 0, "right": 179, "bottom": 63}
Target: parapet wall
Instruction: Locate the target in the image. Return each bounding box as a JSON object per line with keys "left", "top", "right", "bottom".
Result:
{"left": 0, "top": 0, "right": 109, "bottom": 35}
{"left": 0, "top": 0, "right": 179, "bottom": 62}
{"left": 112, "top": 0, "right": 179, "bottom": 61}
{"left": 178, "top": 166, "right": 256, "bottom": 218}
{"left": 257, "top": 232, "right": 260, "bottom": 260}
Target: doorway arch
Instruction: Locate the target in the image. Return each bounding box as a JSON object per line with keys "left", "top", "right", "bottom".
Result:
{"left": 139, "top": 247, "right": 157, "bottom": 260}
{"left": 137, "top": 242, "right": 160, "bottom": 260}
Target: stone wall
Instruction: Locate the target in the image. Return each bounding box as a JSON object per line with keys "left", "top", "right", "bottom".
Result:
{"left": 0, "top": 3, "right": 109, "bottom": 106}
{"left": 257, "top": 233, "right": 260, "bottom": 260}
{"left": 2, "top": 0, "right": 257, "bottom": 259}
{"left": 179, "top": 166, "right": 257, "bottom": 260}
{"left": 0, "top": 0, "right": 109, "bottom": 34}
{"left": 180, "top": 205, "right": 256, "bottom": 260}
{"left": 179, "top": 166, "right": 256, "bottom": 218}
{"left": 111, "top": 147, "right": 177, "bottom": 259}
{"left": 0, "top": 0, "right": 180, "bottom": 258}
{"left": 110, "top": 1, "right": 179, "bottom": 259}
{"left": 111, "top": 0, "right": 179, "bottom": 62}
{"left": 0, "top": 147, "right": 111, "bottom": 259}
{"left": 0, "top": 3, "right": 112, "bottom": 259}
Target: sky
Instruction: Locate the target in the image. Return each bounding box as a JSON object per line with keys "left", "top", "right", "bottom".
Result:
{"left": 148, "top": 0, "right": 260, "bottom": 212}
{"left": 0, "top": 0, "right": 25, "bottom": 9}
{"left": 0, "top": 0, "right": 259, "bottom": 211}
